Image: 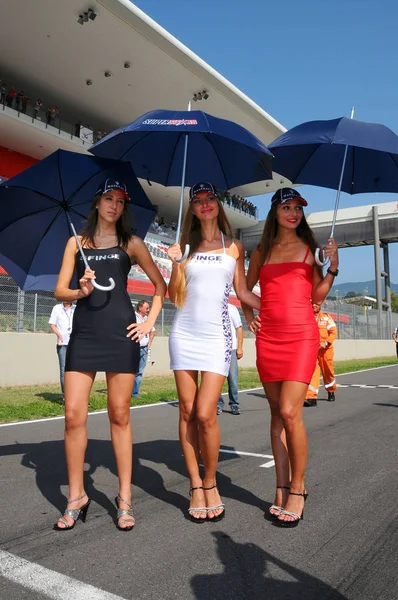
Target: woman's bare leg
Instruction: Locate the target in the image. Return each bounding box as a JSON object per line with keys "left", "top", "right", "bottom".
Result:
{"left": 263, "top": 382, "right": 290, "bottom": 514}
{"left": 196, "top": 371, "right": 226, "bottom": 519}
{"left": 107, "top": 372, "right": 135, "bottom": 528}
{"left": 174, "top": 370, "right": 205, "bottom": 519}
{"left": 56, "top": 371, "right": 94, "bottom": 528}
{"left": 277, "top": 380, "right": 309, "bottom": 522}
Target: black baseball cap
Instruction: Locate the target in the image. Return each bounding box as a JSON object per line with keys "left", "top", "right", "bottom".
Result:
{"left": 96, "top": 178, "right": 130, "bottom": 201}
{"left": 189, "top": 182, "right": 219, "bottom": 201}
{"left": 271, "top": 187, "right": 307, "bottom": 207}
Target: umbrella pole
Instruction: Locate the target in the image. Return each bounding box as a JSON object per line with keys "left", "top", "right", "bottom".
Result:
{"left": 174, "top": 102, "right": 191, "bottom": 263}
{"left": 68, "top": 217, "right": 116, "bottom": 291}
{"left": 315, "top": 107, "right": 355, "bottom": 267}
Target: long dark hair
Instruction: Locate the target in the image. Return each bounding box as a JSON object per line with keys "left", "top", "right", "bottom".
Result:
{"left": 174, "top": 198, "right": 234, "bottom": 307}
{"left": 256, "top": 202, "right": 323, "bottom": 278}
{"left": 80, "top": 193, "right": 133, "bottom": 249}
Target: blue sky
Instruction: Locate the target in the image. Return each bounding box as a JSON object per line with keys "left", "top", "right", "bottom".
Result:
{"left": 133, "top": 0, "right": 398, "bottom": 285}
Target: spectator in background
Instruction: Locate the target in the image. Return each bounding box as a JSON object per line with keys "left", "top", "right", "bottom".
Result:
{"left": 51, "top": 107, "right": 59, "bottom": 126}
{"left": 217, "top": 303, "right": 244, "bottom": 415}
{"left": 21, "top": 93, "right": 28, "bottom": 114}
{"left": 96, "top": 128, "right": 106, "bottom": 141}
{"left": 392, "top": 326, "right": 398, "bottom": 359}
{"left": 0, "top": 82, "right": 7, "bottom": 105}
{"left": 6, "top": 86, "right": 16, "bottom": 108}
{"left": 16, "top": 90, "right": 24, "bottom": 112}
{"left": 74, "top": 120, "right": 82, "bottom": 138}
{"left": 33, "top": 99, "right": 42, "bottom": 119}
{"left": 49, "top": 301, "right": 76, "bottom": 400}
{"left": 131, "top": 300, "right": 156, "bottom": 398}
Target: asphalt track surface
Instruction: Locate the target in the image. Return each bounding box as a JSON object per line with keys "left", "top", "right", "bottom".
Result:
{"left": 0, "top": 365, "right": 397, "bottom": 600}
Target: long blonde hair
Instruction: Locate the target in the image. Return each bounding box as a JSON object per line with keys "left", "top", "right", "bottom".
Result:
{"left": 173, "top": 199, "right": 234, "bottom": 307}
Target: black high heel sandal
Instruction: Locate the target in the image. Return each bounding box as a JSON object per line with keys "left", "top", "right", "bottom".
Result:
{"left": 275, "top": 491, "right": 308, "bottom": 528}
{"left": 115, "top": 495, "right": 135, "bottom": 531}
{"left": 203, "top": 484, "right": 225, "bottom": 522}
{"left": 267, "top": 485, "right": 290, "bottom": 519}
{"left": 188, "top": 486, "right": 207, "bottom": 523}
{"left": 53, "top": 493, "right": 90, "bottom": 531}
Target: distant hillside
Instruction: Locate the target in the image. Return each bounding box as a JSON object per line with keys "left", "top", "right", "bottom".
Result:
{"left": 332, "top": 280, "right": 398, "bottom": 296}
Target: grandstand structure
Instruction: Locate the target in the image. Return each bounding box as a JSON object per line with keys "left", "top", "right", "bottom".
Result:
{"left": 0, "top": 0, "right": 290, "bottom": 302}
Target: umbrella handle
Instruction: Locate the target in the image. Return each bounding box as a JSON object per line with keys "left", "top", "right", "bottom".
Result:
{"left": 315, "top": 246, "right": 330, "bottom": 267}
{"left": 68, "top": 220, "right": 116, "bottom": 291}
{"left": 91, "top": 277, "right": 116, "bottom": 291}
{"left": 174, "top": 244, "right": 190, "bottom": 263}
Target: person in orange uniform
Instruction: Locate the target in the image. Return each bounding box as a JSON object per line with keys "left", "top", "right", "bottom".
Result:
{"left": 304, "top": 303, "right": 337, "bottom": 407}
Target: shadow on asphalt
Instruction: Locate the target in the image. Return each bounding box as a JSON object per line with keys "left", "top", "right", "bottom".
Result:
{"left": 0, "top": 439, "right": 268, "bottom": 521}
{"left": 373, "top": 402, "right": 398, "bottom": 408}
{"left": 191, "top": 531, "right": 348, "bottom": 600}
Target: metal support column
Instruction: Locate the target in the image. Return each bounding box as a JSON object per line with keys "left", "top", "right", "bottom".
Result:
{"left": 16, "top": 289, "right": 25, "bottom": 333}
{"left": 372, "top": 206, "right": 383, "bottom": 338}
{"left": 383, "top": 243, "right": 392, "bottom": 337}
{"left": 33, "top": 293, "right": 38, "bottom": 333}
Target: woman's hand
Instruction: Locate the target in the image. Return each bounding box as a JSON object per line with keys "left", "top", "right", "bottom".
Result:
{"left": 127, "top": 320, "right": 152, "bottom": 343}
{"left": 167, "top": 243, "right": 183, "bottom": 263}
{"left": 324, "top": 238, "right": 339, "bottom": 267}
{"left": 79, "top": 268, "right": 95, "bottom": 297}
{"left": 247, "top": 314, "right": 261, "bottom": 334}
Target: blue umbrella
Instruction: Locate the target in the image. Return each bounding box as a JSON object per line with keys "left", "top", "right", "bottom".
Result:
{"left": 269, "top": 110, "right": 398, "bottom": 265}
{"left": 90, "top": 108, "right": 273, "bottom": 260}
{"left": 0, "top": 150, "right": 156, "bottom": 291}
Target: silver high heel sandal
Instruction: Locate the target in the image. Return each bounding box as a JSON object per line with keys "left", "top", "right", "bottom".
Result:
{"left": 115, "top": 494, "right": 135, "bottom": 531}
{"left": 203, "top": 484, "right": 225, "bottom": 522}
{"left": 53, "top": 493, "right": 90, "bottom": 531}
{"left": 267, "top": 485, "right": 290, "bottom": 519}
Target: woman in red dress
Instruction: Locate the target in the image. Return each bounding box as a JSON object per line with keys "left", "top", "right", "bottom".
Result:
{"left": 243, "top": 188, "right": 339, "bottom": 528}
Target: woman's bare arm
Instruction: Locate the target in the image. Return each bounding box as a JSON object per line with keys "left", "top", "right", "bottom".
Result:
{"left": 128, "top": 237, "right": 166, "bottom": 332}
{"left": 232, "top": 240, "right": 260, "bottom": 311}
{"left": 55, "top": 237, "right": 90, "bottom": 302}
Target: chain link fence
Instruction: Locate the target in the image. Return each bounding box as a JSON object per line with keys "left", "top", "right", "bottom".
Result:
{"left": 0, "top": 275, "right": 397, "bottom": 338}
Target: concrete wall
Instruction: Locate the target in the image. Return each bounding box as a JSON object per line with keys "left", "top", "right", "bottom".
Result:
{"left": 0, "top": 333, "right": 395, "bottom": 387}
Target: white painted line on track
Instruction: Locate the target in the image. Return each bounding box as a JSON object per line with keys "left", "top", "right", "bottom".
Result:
{"left": 219, "top": 448, "right": 273, "bottom": 459}
{"left": 0, "top": 550, "right": 127, "bottom": 600}
{"left": 335, "top": 363, "right": 397, "bottom": 377}
{"left": 219, "top": 448, "right": 275, "bottom": 468}
{"left": 0, "top": 399, "right": 178, "bottom": 428}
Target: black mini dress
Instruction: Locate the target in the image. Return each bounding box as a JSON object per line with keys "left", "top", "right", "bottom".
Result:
{"left": 65, "top": 246, "right": 140, "bottom": 373}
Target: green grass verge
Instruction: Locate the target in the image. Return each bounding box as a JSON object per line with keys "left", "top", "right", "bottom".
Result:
{"left": 0, "top": 356, "right": 396, "bottom": 424}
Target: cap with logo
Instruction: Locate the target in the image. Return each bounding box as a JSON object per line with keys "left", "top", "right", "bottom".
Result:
{"left": 189, "top": 182, "right": 219, "bottom": 201}
{"left": 271, "top": 187, "right": 307, "bottom": 207}
{"left": 96, "top": 178, "right": 130, "bottom": 201}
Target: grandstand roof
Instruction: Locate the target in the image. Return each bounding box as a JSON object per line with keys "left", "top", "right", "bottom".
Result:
{"left": 0, "top": 0, "right": 291, "bottom": 220}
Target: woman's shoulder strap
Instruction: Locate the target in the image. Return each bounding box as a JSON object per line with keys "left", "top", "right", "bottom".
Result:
{"left": 303, "top": 246, "right": 311, "bottom": 263}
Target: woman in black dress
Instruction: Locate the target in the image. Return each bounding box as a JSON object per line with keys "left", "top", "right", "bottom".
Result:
{"left": 53, "top": 179, "right": 166, "bottom": 531}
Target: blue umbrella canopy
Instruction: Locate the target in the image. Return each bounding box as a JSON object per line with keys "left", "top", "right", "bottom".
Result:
{"left": 269, "top": 116, "right": 398, "bottom": 194}
{"left": 0, "top": 150, "right": 156, "bottom": 291}
{"left": 90, "top": 109, "right": 273, "bottom": 189}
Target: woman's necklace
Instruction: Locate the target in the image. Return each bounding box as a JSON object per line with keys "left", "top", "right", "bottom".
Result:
{"left": 94, "top": 232, "right": 118, "bottom": 248}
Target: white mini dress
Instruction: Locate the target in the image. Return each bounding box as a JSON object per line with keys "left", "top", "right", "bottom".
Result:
{"left": 169, "top": 233, "right": 236, "bottom": 376}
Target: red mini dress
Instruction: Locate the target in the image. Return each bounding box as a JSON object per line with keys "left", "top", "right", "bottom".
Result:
{"left": 256, "top": 249, "right": 319, "bottom": 384}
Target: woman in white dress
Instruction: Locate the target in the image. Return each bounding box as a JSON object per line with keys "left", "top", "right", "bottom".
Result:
{"left": 167, "top": 182, "right": 260, "bottom": 523}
